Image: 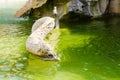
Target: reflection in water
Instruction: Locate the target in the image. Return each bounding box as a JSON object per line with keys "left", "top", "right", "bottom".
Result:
{"left": 0, "top": 1, "right": 120, "bottom": 80}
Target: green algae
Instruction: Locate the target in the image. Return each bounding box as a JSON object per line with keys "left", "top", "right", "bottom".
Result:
{"left": 0, "top": 1, "right": 120, "bottom": 80}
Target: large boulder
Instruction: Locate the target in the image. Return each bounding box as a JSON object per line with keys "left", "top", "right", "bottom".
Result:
{"left": 26, "top": 17, "right": 60, "bottom": 61}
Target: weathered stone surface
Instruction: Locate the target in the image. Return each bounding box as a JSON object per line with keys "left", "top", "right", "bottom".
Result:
{"left": 28, "top": 0, "right": 69, "bottom": 19}
{"left": 98, "top": 0, "right": 109, "bottom": 14}
{"left": 15, "top": 0, "right": 47, "bottom": 17}
{"left": 81, "top": 0, "right": 109, "bottom": 17}
{"left": 109, "top": 0, "right": 120, "bottom": 14}
{"left": 26, "top": 17, "right": 59, "bottom": 61}
{"left": 16, "top": 0, "right": 120, "bottom": 19}
{"left": 68, "top": 0, "right": 83, "bottom": 13}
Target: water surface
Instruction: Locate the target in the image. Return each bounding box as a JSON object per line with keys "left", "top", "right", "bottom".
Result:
{"left": 0, "top": 1, "right": 120, "bottom": 80}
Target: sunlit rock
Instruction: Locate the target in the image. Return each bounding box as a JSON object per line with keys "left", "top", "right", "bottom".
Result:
{"left": 26, "top": 17, "right": 60, "bottom": 61}
{"left": 15, "top": 0, "right": 47, "bottom": 17}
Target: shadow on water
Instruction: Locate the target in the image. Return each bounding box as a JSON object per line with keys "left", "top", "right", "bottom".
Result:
{"left": 57, "top": 17, "right": 120, "bottom": 80}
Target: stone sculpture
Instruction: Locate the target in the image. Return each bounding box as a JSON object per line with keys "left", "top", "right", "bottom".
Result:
{"left": 26, "top": 17, "right": 60, "bottom": 61}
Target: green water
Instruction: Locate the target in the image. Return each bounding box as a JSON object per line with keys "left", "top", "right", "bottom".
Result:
{"left": 0, "top": 3, "right": 120, "bottom": 80}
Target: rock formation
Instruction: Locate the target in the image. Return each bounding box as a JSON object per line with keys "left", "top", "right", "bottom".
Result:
{"left": 68, "top": 0, "right": 83, "bottom": 13}
{"left": 16, "top": 0, "right": 120, "bottom": 19}
{"left": 109, "top": 0, "right": 120, "bottom": 15}
{"left": 15, "top": 0, "right": 47, "bottom": 17}
{"left": 26, "top": 17, "right": 60, "bottom": 61}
